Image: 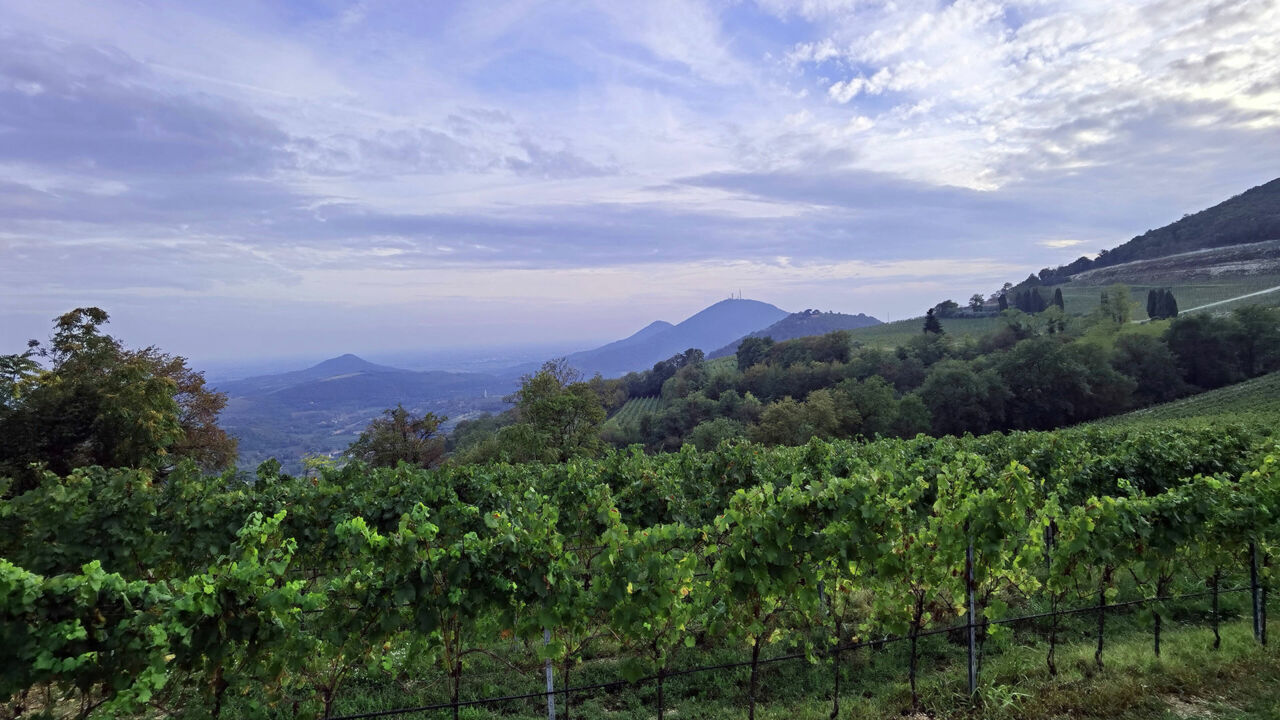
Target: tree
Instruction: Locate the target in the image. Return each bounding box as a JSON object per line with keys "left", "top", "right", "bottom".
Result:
{"left": 0, "top": 308, "right": 235, "bottom": 494}
{"left": 1229, "top": 305, "right": 1280, "bottom": 377}
{"left": 1052, "top": 288, "right": 1065, "bottom": 311}
{"left": 1165, "top": 315, "right": 1243, "bottom": 389}
{"left": 1146, "top": 288, "right": 1179, "bottom": 320}
{"left": 918, "top": 359, "right": 1006, "bottom": 436}
{"left": 1097, "top": 284, "right": 1132, "bottom": 324}
{"left": 498, "top": 359, "right": 606, "bottom": 463}
{"left": 737, "top": 336, "right": 774, "bottom": 371}
{"left": 997, "top": 293, "right": 1009, "bottom": 311}
{"left": 922, "top": 308, "right": 944, "bottom": 335}
{"left": 345, "top": 405, "right": 446, "bottom": 468}
{"left": 969, "top": 294, "right": 986, "bottom": 311}
{"left": 1111, "top": 333, "right": 1188, "bottom": 406}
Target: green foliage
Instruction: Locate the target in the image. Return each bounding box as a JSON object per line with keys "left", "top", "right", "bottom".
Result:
{"left": 0, "top": 308, "right": 234, "bottom": 495}
{"left": 345, "top": 404, "right": 446, "bottom": 469}
{"left": 2, "top": 423, "right": 1278, "bottom": 716}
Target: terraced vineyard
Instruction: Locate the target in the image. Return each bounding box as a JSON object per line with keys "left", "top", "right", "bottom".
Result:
{"left": 604, "top": 395, "right": 660, "bottom": 428}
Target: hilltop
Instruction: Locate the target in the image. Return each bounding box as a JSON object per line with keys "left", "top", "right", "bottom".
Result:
{"left": 1039, "top": 177, "right": 1280, "bottom": 284}
{"left": 709, "top": 309, "right": 881, "bottom": 358}
{"left": 556, "top": 298, "right": 790, "bottom": 377}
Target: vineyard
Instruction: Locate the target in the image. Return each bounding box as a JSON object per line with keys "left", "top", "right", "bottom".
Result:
{"left": 1095, "top": 369, "right": 1280, "bottom": 428}
{"left": 2, "top": 422, "right": 1278, "bottom": 719}
{"left": 603, "top": 396, "right": 661, "bottom": 429}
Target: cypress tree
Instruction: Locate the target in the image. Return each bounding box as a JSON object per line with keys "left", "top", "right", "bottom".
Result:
{"left": 1053, "top": 288, "right": 1065, "bottom": 310}
{"left": 998, "top": 293, "right": 1008, "bottom": 311}
{"left": 1147, "top": 289, "right": 1159, "bottom": 319}
{"left": 923, "top": 308, "right": 944, "bottom": 334}
{"left": 1163, "top": 290, "right": 1178, "bottom": 318}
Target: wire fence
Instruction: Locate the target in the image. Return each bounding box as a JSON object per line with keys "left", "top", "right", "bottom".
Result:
{"left": 326, "top": 547, "right": 1271, "bottom": 720}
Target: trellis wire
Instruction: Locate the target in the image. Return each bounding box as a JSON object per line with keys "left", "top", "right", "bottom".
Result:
{"left": 326, "top": 583, "right": 1261, "bottom": 720}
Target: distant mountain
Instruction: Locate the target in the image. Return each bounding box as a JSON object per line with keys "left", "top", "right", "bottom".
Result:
{"left": 216, "top": 353, "right": 403, "bottom": 396}
{"left": 215, "top": 354, "right": 509, "bottom": 471}
{"left": 1040, "top": 177, "right": 1280, "bottom": 283}
{"left": 709, "top": 310, "right": 883, "bottom": 358}
{"left": 560, "top": 299, "right": 790, "bottom": 377}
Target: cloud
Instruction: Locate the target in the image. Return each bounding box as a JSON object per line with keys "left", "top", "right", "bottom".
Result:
{"left": 1, "top": 0, "right": 1279, "bottom": 358}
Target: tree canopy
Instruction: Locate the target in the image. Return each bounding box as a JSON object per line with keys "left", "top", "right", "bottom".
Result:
{"left": 0, "top": 308, "right": 235, "bottom": 494}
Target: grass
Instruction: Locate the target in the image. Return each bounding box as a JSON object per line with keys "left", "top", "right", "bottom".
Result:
{"left": 847, "top": 316, "right": 1006, "bottom": 349}
{"left": 318, "top": 571, "right": 1279, "bottom": 720}
{"left": 1051, "top": 275, "right": 1280, "bottom": 318}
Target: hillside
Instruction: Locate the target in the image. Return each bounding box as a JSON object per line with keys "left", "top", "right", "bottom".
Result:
{"left": 216, "top": 355, "right": 509, "bottom": 470}
{"left": 709, "top": 309, "right": 881, "bottom": 358}
{"left": 559, "top": 298, "right": 789, "bottom": 377}
{"left": 1092, "top": 369, "right": 1280, "bottom": 428}
{"left": 1040, "top": 177, "right": 1280, "bottom": 283}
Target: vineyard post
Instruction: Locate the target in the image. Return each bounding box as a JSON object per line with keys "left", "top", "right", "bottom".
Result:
{"left": 830, "top": 618, "right": 841, "bottom": 720}
{"left": 1252, "top": 543, "right": 1263, "bottom": 644}
{"left": 966, "top": 536, "right": 977, "bottom": 697}
{"left": 544, "top": 629, "right": 556, "bottom": 720}
{"left": 1095, "top": 568, "right": 1110, "bottom": 670}
{"left": 1211, "top": 568, "right": 1221, "bottom": 650}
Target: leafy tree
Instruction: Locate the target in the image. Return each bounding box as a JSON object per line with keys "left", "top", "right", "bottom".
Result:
{"left": 1111, "top": 333, "right": 1188, "bottom": 406}
{"left": 1097, "top": 284, "right": 1133, "bottom": 324}
{"left": 919, "top": 359, "right": 1007, "bottom": 436}
{"left": 1165, "top": 314, "right": 1243, "bottom": 389}
{"left": 735, "top": 336, "right": 773, "bottom": 371}
{"left": 687, "top": 417, "right": 747, "bottom": 451}
{"left": 922, "top": 308, "right": 944, "bottom": 335}
{"left": 1229, "top": 305, "right": 1280, "bottom": 376}
{"left": 345, "top": 405, "right": 447, "bottom": 468}
{"left": 969, "top": 294, "right": 986, "bottom": 311}
{"left": 500, "top": 359, "right": 607, "bottom": 463}
{"left": 0, "top": 308, "right": 233, "bottom": 494}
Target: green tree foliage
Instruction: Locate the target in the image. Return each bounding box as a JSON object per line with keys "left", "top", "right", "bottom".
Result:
{"left": 919, "top": 360, "right": 1007, "bottom": 436}
{"left": 1097, "top": 284, "right": 1133, "bottom": 325}
{"left": 736, "top": 336, "right": 774, "bottom": 371}
{"left": 345, "top": 405, "right": 447, "bottom": 468}
{"left": 1111, "top": 334, "right": 1188, "bottom": 406}
{"left": 490, "top": 360, "right": 607, "bottom": 463}
{"left": 922, "top": 308, "right": 943, "bottom": 334}
{"left": 969, "top": 293, "right": 986, "bottom": 311}
{"left": 1052, "top": 287, "right": 1065, "bottom": 311}
{"left": 0, "top": 308, "right": 234, "bottom": 494}
{"left": 1229, "top": 305, "right": 1280, "bottom": 377}
{"left": 1165, "top": 314, "right": 1244, "bottom": 389}
{"left": 1146, "top": 288, "right": 1179, "bottom": 320}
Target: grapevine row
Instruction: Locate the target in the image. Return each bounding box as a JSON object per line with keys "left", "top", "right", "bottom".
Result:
{"left": 1, "top": 422, "right": 1277, "bottom": 718}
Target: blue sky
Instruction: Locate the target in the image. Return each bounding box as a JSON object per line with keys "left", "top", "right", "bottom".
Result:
{"left": 2, "top": 0, "right": 1278, "bottom": 363}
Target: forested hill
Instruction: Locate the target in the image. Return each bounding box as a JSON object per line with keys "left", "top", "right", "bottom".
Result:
{"left": 709, "top": 309, "right": 882, "bottom": 358}
{"left": 557, "top": 298, "right": 789, "bottom": 377}
{"left": 1040, "top": 176, "right": 1280, "bottom": 283}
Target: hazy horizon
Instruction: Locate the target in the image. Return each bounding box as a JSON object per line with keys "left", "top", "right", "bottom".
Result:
{"left": 3, "top": 0, "right": 1279, "bottom": 362}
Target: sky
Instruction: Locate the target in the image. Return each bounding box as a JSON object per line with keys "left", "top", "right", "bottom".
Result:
{"left": 2, "top": 0, "right": 1279, "bottom": 366}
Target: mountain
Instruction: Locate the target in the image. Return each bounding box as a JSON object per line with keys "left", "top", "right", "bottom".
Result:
{"left": 709, "top": 309, "right": 883, "bottom": 358}
{"left": 560, "top": 299, "right": 790, "bottom": 377}
{"left": 215, "top": 354, "right": 510, "bottom": 471}
{"left": 216, "top": 353, "right": 403, "bottom": 396}
{"left": 1040, "top": 177, "right": 1280, "bottom": 283}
